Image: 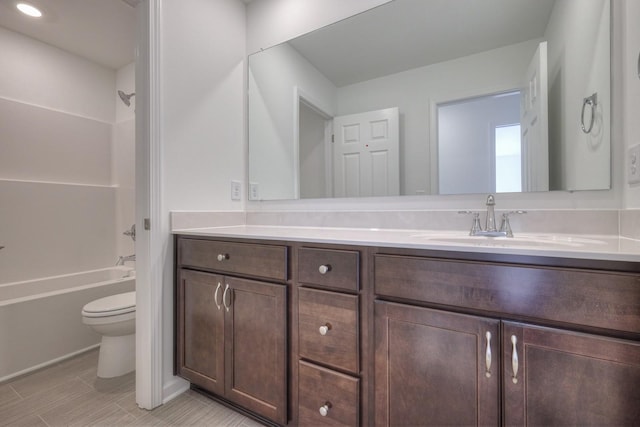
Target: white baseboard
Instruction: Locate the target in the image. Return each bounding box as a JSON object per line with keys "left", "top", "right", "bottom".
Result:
{"left": 162, "top": 376, "right": 190, "bottom": 404}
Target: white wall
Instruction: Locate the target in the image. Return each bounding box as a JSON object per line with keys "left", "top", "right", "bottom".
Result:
{"left": 545, "top": 0, "right": 610, "bottom": 191}
{"left": 0, "top": 27, "right": 118, "bottom": 284}
{"left": 0, "top": 27, "right": 115, "bottom": 122}
{"left": 249, "top": 42, "right": 337, "bottom": 199}
{"left": 159, "top": 0, "right": 246, "bottom": 397}
{"left": 622, "top": 0, "right": 640, "bottom": 209}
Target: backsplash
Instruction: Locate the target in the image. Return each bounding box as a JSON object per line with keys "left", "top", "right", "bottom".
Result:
{"left": 170, "top": 211, "right": 246, "bottom": 230}
{"left": 171, "top": 209, "right": 628, "bottom": 237}
{"left": 620, "top": 209, "right": 640, "bottom": 240}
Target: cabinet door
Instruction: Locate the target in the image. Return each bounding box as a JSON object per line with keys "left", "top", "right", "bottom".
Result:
{"left": 224, "top": 277, "right": 287, "bottom": 425}
{"left": 503, "top": 322, "right": 640, "bottom": 426}
{"left": 375, "top": 301, "right": 500, "bottom": 426}
{"left": 177, "top": 269, "right": 225, "bottom": 395}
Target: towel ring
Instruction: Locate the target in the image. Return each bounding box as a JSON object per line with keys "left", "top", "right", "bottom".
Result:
{"left": 581, "top": 93, "right": 597, "bottom": 134}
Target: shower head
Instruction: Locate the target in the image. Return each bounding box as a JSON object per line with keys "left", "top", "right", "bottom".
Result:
{"left": 118, "top": 90, "right": 135, "bottom": 107}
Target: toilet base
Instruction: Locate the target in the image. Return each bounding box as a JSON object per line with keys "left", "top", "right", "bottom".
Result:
{"left": 97, "top": 333, "right": 135, "bottom": 378}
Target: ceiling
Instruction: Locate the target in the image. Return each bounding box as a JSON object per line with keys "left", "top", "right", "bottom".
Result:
{"left": 0, "top": 0, "right": 555, "bottom": 78}
{"left": 288, "top": 0, "right": 557, "bottom": 87}
{"left": 0, "top": 0, "right": 136, "bottom": 70}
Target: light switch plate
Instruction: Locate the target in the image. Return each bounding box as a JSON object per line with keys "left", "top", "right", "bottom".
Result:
{"left": 629, "top": 144, "right": 640, "bottom": 185}
{"left": 230, "top": 180, "right": 242, "bottom": 200}
{"left": 249, "top": 182, "right": 260, "bottom": 200}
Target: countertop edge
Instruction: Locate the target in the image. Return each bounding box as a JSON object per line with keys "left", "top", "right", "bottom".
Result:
{"left": 172, "top": 226, "right": 640, "bottom": 264}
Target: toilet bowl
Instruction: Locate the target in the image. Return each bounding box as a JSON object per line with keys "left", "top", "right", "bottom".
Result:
{"left": 82, "top": 291, "right": 135, "bottom": 378}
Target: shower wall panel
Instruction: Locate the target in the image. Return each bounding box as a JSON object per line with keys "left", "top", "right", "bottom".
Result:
{"left": 0, "top": 99, "right": 112, "bottom": 185}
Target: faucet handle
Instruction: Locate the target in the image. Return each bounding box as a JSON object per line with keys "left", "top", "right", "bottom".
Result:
{"left": 499, "top": 211, "right": 527, "bottom": 237}
{"left": 459, "top": 211, "right": 482, "bottom": 236}
{"left": 123, "top": 224, "right": 136, "bottom": 242}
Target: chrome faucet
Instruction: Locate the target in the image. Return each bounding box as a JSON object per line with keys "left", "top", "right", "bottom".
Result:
{"left": 460, "top": 195, "right": 526, "bottom": 237}
{"left": 485, "top": 194, "right": 497, "bottom": 232}
{"left": 116, "top": 254, "right": 136, "bottom": 265}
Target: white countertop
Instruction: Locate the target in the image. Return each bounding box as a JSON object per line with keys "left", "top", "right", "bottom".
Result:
{"left": 173, "top": 225, "right": 640, "bottom": 263}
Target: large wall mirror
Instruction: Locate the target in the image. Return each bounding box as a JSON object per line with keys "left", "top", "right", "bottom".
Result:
{"left": 248, "top": 0, "right": 611, "bottom": 200}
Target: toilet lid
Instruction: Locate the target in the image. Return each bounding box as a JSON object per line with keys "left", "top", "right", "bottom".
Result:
{"left": 82, "top": 291, "right": 136, "bottom": 317}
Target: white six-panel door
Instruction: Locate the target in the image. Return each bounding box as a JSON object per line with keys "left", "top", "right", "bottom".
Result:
{"left": 332, "top": 107, "right": 400, "bottom": 197}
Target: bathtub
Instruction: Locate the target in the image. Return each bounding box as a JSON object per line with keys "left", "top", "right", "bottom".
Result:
{"left": 0, "top": 266, "right": 135, "bottom": 382}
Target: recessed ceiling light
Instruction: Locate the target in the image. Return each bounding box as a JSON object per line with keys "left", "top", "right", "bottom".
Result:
{"left": 16, "top": 2, "right": 42, "bottom": 18}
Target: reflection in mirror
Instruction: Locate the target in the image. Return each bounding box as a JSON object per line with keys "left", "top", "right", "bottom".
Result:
{"left": 248, "top": 0, "right": 611, "bottom": 201}
{"left": 437, "top": 91, "right": 523, "bottom": 195}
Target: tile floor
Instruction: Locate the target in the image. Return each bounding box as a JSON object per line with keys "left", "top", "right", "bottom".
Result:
{"left": 0, "top": 349, "right": 263, "bottom": 426}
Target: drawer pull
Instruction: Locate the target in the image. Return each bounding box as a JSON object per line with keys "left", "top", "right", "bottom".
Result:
{"left": 319, "top": 402, "right": 332, "bottom": 417}
{"left": 318, "top": 323, "right": 332, "bottom": 336}
{"left": 222, "top": 284, "right": 231, "bottom": 312}
{"left": 318, "top": 264, "right": 331, "bottom": 275}
{"left": 511, "top": 335, "right": 519, "bottom": 384}
{"left": 217, "top": 253, "right": 229, "bottom": 261}
{"left": 214, "top": 282, "right": 222, "bottom": 310}
{"left": 485, "top": 331, "right": 492, "bottom": 378}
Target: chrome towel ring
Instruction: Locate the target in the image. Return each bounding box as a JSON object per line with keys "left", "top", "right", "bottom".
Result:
{"left": 581, "top": 92, "right": 597, "bottom": 134}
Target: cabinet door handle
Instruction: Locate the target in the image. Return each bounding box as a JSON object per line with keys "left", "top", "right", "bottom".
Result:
{"left": 222, "top": 284, "right": 230, "bottom": 312}
{"left": 217, "top": 253, "right": 229, "bottom": 261}
{"left": 318, "top": 264, "right": 331, "bottom": 274}
{"left": 485, "top": 331, "right": 492, "bottom": 378}
{"left": 214, "top": 282, "right": 222, "bottom": 310}
{"left": 511, "top": 334, "right": 519, "bottom": 384}
{"left": 319, "top": 402, "right": 332, "bottom": 417}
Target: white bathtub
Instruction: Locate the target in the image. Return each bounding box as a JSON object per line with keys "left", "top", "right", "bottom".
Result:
{"left": 0, "top": 267, "right": 135, "bottom": 382}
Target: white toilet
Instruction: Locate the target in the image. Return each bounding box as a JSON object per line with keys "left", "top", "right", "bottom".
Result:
{"left": 82, "top": 291, "right": 136, "bottom": 378}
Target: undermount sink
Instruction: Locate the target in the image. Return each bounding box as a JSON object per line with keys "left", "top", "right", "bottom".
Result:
{"left": 410, "top": 233, "right": 608, "bottom": 249}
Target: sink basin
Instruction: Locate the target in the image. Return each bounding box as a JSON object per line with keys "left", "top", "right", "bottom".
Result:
{"left": 410, "top": 233, "right": 608, "bottom": 249}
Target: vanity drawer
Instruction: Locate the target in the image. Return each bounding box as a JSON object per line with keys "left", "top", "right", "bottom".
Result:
{"left": 298, "top": 247, "right": 359, "bottom": 292}
{"left": 178, "top": 238, "right": 287, "bottom": 281}
{"left": 298, "top": 360, "right": 359, "bottom": 427}
{"left": 374, "top": 254, "right": 640, "bottom": 334}
{"left": 298, "top": 287, "right": 359, "bottom": 373}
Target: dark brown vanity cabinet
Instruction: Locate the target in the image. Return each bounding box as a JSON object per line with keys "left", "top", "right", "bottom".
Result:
{"left": 503, "top": 322, "right": 640, "bottom": 426}
{"left": 295, "top": 246, "right": 362, "bottom": 427}
{"left": 174, "top": 234, "right": 640, "bottom": 426}
{"left": 375, "top": 301, "right": 500, "bottom": 426}
{"left": 176, "top": 237, "right": 288, "bottom": 425}
{"left": 374, "top": 251, "right": 640, "bottom": 426}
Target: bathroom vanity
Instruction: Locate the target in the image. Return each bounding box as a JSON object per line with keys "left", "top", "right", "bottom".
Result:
{"left": 173, "top": 227, "right": 640, "bottom": 426}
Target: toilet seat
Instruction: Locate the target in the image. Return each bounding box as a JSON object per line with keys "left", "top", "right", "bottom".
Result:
{"left": 82, "top": 291, "right": 136, "bottom": 318}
